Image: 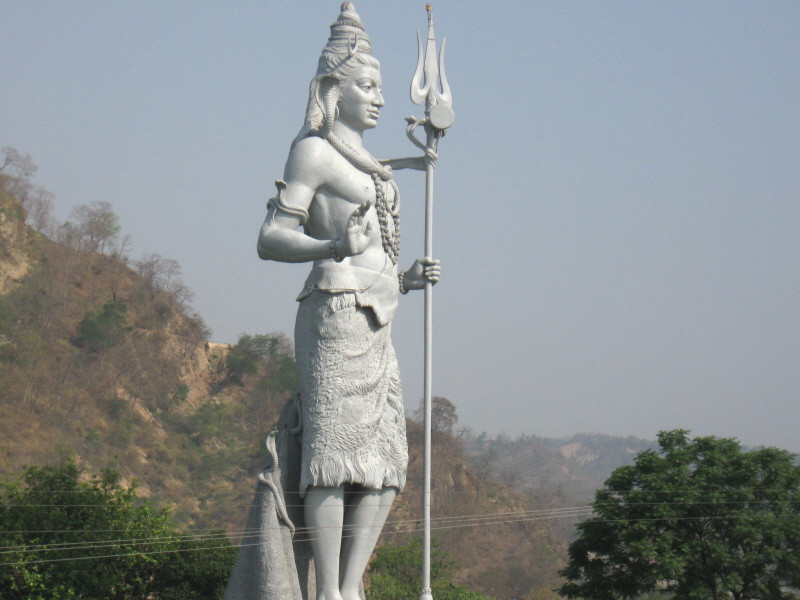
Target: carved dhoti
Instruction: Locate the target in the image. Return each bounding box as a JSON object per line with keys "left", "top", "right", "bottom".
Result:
{"left": 294, "top": 261, "right": 408, "bottom": 497}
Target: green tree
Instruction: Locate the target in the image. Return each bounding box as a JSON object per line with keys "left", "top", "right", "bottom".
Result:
{"left": 0, "top": 461, "right": 235, "bottom": 600}
{"left": 558, "top": 430, "right": 800, "bottom": 600}
{"left": 148, "top": 535, "right": 236, "bottom": 600}
{"left": 413, "top": 396, "right": 459, "bottom": 435}
{"left": 224, "top": 333, "right": 296, "bottom": 388}
{"left": 74, "top": 300, "right": 130, "bottom": 352}
{"left": 224, "top": 337, "right": 259, "bottom": 385}
{"left": 368, "top": 536, "right": 489, "bottom": 600}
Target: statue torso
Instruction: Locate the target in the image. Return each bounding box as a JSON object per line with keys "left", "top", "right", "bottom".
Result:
{"left": 302, "top": 138, "right": 395, "bottom": 273}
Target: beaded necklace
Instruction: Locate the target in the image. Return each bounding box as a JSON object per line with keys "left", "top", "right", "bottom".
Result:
{"left": 325, "top": 132, "right": 401, "bottom": 265}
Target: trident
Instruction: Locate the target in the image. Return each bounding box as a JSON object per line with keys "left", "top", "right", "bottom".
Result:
{"left": 406, "top": 5, "right": 454, "bottom": 600}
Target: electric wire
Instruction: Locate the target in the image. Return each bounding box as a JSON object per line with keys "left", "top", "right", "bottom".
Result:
{"left": 0, "top": 505, "right": 594, "bottom": 554}
{"left": 5, "top": 487, "right": 798, "bottom": 495}
{"left": 2, "top": 496, "right": 796, "bottom": 509}
{"left": 2, "top": 497, "right": 796, "bottom": 551}
{"left": 2, "top": 510, "right": 790, "bottom": 568}
{"left": 0, "top": 509, "right": 596, "bottom": 567}
{"left": 4, "top": 496, "right": 796, "bottom": 508}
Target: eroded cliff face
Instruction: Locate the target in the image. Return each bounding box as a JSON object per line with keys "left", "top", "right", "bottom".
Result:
{"left": 0, "top": 185, "right": 30, "bottom": 293}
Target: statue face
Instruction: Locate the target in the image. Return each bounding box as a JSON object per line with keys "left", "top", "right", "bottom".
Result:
{"left": 336, "top": 66, "right": 384, "bottom": 132}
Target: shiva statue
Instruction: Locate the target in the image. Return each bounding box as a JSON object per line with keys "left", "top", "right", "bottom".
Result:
{"left": 255, "top": 3, "right": 439, "bottom": 600}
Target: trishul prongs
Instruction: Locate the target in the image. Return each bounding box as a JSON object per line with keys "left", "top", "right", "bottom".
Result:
{"left": 409, "top": 4, "right": 454, "bottom": 132}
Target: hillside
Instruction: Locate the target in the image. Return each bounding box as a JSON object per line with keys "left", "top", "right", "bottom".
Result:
{"left": 0, "top": 152, "right": 649, "bottom": 599}
{"left": 0, "top": 166, "right": 295, "bottom": 531}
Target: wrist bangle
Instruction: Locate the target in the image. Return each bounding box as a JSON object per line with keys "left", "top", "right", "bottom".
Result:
{"left": 330, "top": 239, "right": 344, "bottom": 263}
{"left": 398, "top": 270, "right": 409, "bottom": 295}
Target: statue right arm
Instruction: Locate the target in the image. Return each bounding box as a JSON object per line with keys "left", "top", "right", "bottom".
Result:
{"left": 257, "top": 138, "right": 331, "bottom": 263}
{"left": 257, "top": 138, "right": 371, "bottom": 263}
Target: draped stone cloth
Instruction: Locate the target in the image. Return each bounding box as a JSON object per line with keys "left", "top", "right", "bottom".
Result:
{"left": 294, "top": 259, "right": 408, "bottom": 497}
{"left": 222, "top": 403, "right": 314, "bottom": 600}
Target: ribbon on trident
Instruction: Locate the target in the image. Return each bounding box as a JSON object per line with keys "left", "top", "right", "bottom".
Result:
{"left": 406, "top": 5, "right": 453, "bottom": 600}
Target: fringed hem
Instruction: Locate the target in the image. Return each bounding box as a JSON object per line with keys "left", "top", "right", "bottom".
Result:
{"left": 299, "top": 454, "right": 406, "bottom": 498}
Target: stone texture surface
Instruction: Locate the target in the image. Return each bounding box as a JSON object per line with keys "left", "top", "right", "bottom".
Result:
{"left": 223, "top": 402, "right": 315, "bottom": 600}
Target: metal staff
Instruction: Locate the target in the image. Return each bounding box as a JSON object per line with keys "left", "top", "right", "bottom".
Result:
{"left": 406, "top": 5, "right": 454, "bottom": 600}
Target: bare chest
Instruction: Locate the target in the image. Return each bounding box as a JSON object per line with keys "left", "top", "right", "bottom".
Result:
{"left": 307, "top": 157, "right": 381, "bottom": 235}
{"left": 318, "top": 162, "right": 377, "bottom": 208}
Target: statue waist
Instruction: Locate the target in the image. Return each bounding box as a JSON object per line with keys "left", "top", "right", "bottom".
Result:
{"left": 297, "top": 258, "right": 399, "bottom": 326}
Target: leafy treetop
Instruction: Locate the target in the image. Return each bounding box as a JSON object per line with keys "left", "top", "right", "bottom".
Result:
{"left": 558, "top": 429, "right": 800, "bottom": 600}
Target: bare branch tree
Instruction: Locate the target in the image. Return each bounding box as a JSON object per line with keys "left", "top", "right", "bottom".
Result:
{"left": 69, "top": 201, "right": 121, "bottom": 253}
{"left": 24, "top": 186, "right": 55, "bottom": 234}
{"left": 0, "top": 147, "right": 37, "bottom": 179}
{"left": 110, "top": 233, "right": 133, "bottom": 262}
{"left": 134, "top": 253, "right": 194, "bottom": 307}
{"left": 500, "top": 469, "right": 524, "bottom": 489}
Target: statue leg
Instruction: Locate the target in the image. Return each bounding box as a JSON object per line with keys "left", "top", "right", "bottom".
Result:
{"left": 339, "top": 486, "right": 397, "bottom": 600}
{"left": 305, "top": 485, "right": 346, "bottom": 600}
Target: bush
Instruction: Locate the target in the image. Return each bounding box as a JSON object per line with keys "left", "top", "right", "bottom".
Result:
{"left": 368, "top": 537, "right": 489, "bottom": 600}
{"left": 0, "top": 461, "right": 236, "bottom": 600}
{"left": 75, "top": 300, "right": 130, "bottom": 352}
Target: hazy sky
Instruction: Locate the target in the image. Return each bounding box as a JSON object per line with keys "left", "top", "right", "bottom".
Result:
{"left": 3, "top": 1, "right": 798, "bottom": 452}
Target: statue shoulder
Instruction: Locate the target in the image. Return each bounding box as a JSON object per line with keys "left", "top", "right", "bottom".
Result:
{"left": 288, "top": 136, "right": 334, "bottom": 169}
{"left": 284, "top": 136, "right": 337, "bottom": 189}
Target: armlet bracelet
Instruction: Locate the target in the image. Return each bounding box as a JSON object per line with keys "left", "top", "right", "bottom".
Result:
{"left": 330, "top": 239, "right": 344, "bottom": 263}
{"left": 267, "top": 180, "right": 309, "bottom": 225}
{"left": 398, "top": 270, "right": 409, "bottom": 294}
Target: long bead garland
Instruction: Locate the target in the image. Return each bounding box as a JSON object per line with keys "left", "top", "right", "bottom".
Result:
{"left": 326, "top": 132, "right": 401, "bottom": 265}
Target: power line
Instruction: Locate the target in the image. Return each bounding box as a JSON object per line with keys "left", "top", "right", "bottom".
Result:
{"left": 6, "top": 500, "right": 797, "bottom": 557}
{"left": 2, "top": 510, "right": 789, "bottom": 569}
{"left": 0, "top": 509, "right": 594, "bottom": 567}
{"left": 4, "top": 487, "right": 799, "bottom": 495}
{"left": 3, "top": 496, "right": 796, "bottom": 509}
{"left": 0, "top": 505, "right": 593, "bottom": 554}
{"left": 3, "top": 497, "right": 797, "bottom": 545}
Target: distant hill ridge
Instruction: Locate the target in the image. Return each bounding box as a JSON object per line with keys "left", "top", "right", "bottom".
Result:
{"left": 465, "top": 430, "right": 657, "bottom": 502}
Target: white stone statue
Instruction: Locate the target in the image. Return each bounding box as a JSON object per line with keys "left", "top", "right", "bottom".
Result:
{"left": 253, "top": 4, "right": 440, "bottom": 600}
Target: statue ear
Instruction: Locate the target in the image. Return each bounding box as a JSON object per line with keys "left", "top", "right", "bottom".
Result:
{"left": 317, "top": 76, "right": 340, "bottom": 106}
{"left": 317, "top": 76, "right": 341, "bottom": 138}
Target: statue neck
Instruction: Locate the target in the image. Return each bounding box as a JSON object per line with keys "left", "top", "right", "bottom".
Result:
{"left": 330, "top": 120, "right": 365, "bottom": 150}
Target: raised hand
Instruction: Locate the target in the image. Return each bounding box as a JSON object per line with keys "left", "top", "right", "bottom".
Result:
{"left": 335, "top": 201, "right": 373, "bottom": 258}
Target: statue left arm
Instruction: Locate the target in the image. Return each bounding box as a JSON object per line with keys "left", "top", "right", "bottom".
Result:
{"left": 401, "top": 257, "right": 441, "bottom": 291}
{"left": 379, "top": 148, "right": 437, "bottom": 171}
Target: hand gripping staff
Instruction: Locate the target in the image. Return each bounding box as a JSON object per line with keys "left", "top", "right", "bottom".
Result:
{"left": 406, "top": 5, "right": 454, "bottom": 600}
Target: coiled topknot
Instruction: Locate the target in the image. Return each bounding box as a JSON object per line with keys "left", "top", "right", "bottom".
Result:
{"left": 295, "top": 3, "right": 381, "bottom": 143}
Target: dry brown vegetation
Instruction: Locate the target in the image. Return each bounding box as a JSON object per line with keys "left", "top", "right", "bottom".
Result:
{"left": 0, "top": 169, "right": 293, "bottom": 532}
